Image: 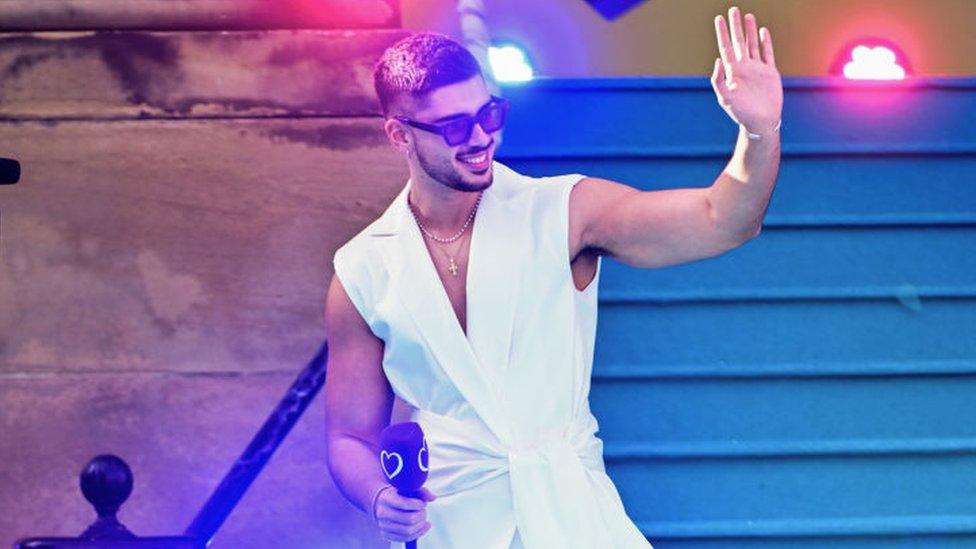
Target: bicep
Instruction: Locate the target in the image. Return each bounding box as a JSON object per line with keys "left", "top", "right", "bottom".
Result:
{"left": 572, "top": 177, "right": 741, "bottom": 269}
{"left": 323, "top": 273, "right": 393, "bottom": 447}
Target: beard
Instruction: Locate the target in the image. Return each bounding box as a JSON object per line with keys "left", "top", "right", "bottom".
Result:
{"left": 414, "top": 141, "right": 493, "bottom": 193}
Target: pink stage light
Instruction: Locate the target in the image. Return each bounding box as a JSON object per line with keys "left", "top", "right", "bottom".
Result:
{"left": 832, "top": 39, "right": 911, "bottom": 80}
{"left": 844, "top": 45, "right": 905, "bottom": 80}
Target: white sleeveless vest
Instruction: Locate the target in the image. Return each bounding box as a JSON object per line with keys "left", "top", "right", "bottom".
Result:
{"left": 333, "top": 162, "right": 651, "bottom": 549}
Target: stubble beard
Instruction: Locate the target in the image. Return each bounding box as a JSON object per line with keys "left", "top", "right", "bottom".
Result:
{"left": 415, "top": 143, "right": 493, "bottom": 193}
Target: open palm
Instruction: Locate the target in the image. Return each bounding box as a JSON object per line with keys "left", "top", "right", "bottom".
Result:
{"left": 711, "top": 6, "right": 783, "bottom": 136}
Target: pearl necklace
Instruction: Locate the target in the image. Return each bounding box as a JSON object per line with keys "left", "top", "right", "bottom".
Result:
{"left": 408, "top": 191, "right": 483, "bottom": 276}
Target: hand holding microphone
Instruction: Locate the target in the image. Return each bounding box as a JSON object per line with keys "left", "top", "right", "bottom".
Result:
{"left": 374, "top": 422, "right": 437, "bottom": 546}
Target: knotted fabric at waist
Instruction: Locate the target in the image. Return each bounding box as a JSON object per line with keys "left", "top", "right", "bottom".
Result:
{"left": 411, "top": 408, "right": 621, "bottom": 547}
{"left": 410, "top": 408, "right": 605, "bottom": 496}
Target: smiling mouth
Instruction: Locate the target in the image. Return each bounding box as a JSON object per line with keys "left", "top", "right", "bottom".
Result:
{"left": 456, "top": 143, "right": 493, "bottom": 170}
{"left": 458, "top": 151, "right": 488, "bottom": 164}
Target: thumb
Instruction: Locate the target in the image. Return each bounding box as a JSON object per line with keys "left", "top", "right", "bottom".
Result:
{"left": 418, "top": 486, "right": 437, "bottom": 501}
{"left": 710, "top": 57, "right": 726, "bottom": 89}
{"left": 712, "top": 57, "right": 725, "bottom": 84}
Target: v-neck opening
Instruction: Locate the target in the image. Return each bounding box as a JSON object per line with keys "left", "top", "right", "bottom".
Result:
{"left": 405, "top": 181, "right": 485, "bottom": 353}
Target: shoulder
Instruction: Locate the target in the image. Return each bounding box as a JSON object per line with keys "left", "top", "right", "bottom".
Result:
{"left": 333, "top": 221, "right": 379, "bottom": 272}
{"left": 332, "top": 212, "right": 392, "bottom": 324}
{"left": 491, "top": 161, "right": 589, "bottom": 218}
{"left": 492, "top": 161, "right": 586, "bottom": 203}
{"left": 496, "top": 161, "right": 584, "bottom": 188}
{"left": 566, "top": 176, "right": 640, "bottom": 226}
{"left": 333, "top": 187, "right": 403, "bottom": 269}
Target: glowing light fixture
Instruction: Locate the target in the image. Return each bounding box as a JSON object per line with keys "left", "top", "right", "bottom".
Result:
{"left": 833, "top": 39, "right": 910, "bottom": 80}
{"left": 488, "top": 45, "right": 534, "bottom": 82}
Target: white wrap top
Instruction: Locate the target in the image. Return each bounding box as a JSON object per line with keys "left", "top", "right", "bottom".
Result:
{"left": 333, "top": 162, "right": 651, "bottom": 548}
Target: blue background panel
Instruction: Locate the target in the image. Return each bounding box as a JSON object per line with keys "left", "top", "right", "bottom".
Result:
{"left": 610, "top": 454, "right": 976, "bottom": 522}
{"left": 598, "top": 227, "right": 976, "bottom": 299}
{"left": 510, "top": 156, "right": 976, "bottom": 226}
{"left": 498, "top": 77, "right": 976, "bottom": 546}
{"left": 593, "top": 376, "right": 976, "bottom": 444}
{"left": 596, "top": 299, "right": 975, "bottom": 366}
{"left": 644, "top": 536, "right": 976, "bottom": 549}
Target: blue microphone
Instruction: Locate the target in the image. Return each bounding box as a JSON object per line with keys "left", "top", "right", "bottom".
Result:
{"left": 379, "top": 422, "right": 430, "bottom": 548}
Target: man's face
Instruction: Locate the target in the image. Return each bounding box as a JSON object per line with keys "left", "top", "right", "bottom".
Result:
{"left": 400, "top": 75, "right": 497, "bottom": 193}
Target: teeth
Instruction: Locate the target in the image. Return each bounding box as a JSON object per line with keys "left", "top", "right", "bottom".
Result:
{"left": 461, "top": 153, "right": 487, "bottom": 164}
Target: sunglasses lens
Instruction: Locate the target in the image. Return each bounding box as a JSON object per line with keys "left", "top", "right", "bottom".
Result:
{"left": 442, "top": 119, "right": 474, "bottom": 146}
{"left": 479, "top": 101, "right": 508, "bottom": 133}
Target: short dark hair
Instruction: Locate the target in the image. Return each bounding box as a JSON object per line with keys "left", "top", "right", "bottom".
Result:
{"left": 373, "top": 32, "right": 484, "bottom": 117}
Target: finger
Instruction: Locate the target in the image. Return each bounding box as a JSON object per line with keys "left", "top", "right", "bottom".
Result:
{"left": 728, "top": 6, "right": 746, "bottom": 61}
{"left": 382, "top": 521, "right": 431, "bottom": 543}
{"left": 744, "top": 13, "right": 760, "bottom": 60}
{"left": 385, "top": 492, "right": 425, "bottom": 511}
{"left": 419, "top": 487, "right": 438, "bottom": 501}
{"left": 407, "top": 521, "right": 432, "bottom": 540}
{"left": 377, "top": 507, "right": 426, "bottom": 526}
{"left": 760, "top": 26, "right": 776, "bottom": 65}
{"left": 713, "top": 15, "right": 734, "bottom": 66}
{"left": 383, "top": 520, "right": 431, "bottom": 540}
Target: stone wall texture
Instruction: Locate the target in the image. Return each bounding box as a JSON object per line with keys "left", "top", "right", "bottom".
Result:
{"left": 0, "top": 4, "right": 411, "bottom": 546}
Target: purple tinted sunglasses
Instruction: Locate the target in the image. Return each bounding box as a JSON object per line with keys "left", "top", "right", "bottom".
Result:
{"left": 394, "top": 96, "right": 509, "bottom": 146}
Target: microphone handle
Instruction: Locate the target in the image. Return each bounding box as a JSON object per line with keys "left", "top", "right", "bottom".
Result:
{"left": 398, "top": 488, "right": 422, "bottom": 549}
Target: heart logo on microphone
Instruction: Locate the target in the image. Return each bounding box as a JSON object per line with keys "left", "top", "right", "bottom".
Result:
{"left": 418, "top": 440, "right": 429, "bottom": 472}
{"left": 380, "top": 450, "right": 403, "bottom": 479}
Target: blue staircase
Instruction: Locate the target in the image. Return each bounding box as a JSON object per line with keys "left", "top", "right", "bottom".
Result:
{"left": 497, "top": 77, "right": 976, "bottom": 548}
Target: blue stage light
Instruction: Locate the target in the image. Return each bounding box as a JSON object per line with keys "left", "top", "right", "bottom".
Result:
{"left": 488, "top": 45, "right": 534, "bottom": 82}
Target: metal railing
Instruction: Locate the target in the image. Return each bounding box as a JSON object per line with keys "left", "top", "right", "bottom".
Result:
{"left": 14, "top": 341, "right": 330, "bottom": 549}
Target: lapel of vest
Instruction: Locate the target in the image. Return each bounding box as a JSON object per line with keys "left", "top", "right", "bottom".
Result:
{"left": 466, "top": 163, "right": 528, "bottom": 394}
{"left": 370, "top": 164, "right": 526, "bottom": 444}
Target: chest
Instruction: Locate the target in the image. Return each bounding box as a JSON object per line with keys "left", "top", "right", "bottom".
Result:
{"left": 418, "top": 231, "right": 600, "bottom": 340}
{"left": 421, "top": 234, "right": 473, "bottom": 335}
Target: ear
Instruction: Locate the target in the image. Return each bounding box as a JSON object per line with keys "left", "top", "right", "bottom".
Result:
{"left": 384, "top": 118, "right": 411, "bottom": 156}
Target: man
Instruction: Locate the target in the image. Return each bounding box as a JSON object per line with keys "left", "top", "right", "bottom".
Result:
{"left": 325, "top": 6, "right": 782, "bottom": 547}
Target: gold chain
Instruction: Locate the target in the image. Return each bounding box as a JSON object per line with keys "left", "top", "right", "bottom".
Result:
{"left": 436, "top": 235, "right": 467, "bottom": 276}
{"left": 408, "top": 191, "right": 482, "bottom": 276}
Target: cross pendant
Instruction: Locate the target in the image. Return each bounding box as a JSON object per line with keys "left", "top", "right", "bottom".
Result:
{"left": 448, "top": 257, "right": 458, "bottom": 276}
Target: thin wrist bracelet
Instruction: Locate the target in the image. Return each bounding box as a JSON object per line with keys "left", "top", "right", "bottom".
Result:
{"left": 744, "top": 119, "right": 782, "bottom": 140}
{"left": 369, "top": 484, "right": 393, "bottom": 522}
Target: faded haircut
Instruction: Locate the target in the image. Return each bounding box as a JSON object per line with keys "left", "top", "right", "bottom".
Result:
{"left": 373, "top": 32, "right": 484, "bottom": 117}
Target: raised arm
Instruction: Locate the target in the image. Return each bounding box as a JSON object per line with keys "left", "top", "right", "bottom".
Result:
{"left": 568, "top": 6, "right": 782, "bottom": 269}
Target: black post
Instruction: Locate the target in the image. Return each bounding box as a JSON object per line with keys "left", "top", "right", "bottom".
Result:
{"left": 14, "top": 341, "right": 329, "bottom": 548}
{"left": 13, "top": 455, "right": 203, "bottom": 549}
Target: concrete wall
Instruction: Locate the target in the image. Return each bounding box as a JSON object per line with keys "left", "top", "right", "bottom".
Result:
{"left": 0, "top": 3, "right": 412, "bottom": 547}
{"left": 404, "top": 0, "right": 976, "bottom": 77}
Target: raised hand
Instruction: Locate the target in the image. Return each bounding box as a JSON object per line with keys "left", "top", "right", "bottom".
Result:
{"left": 711, "top": 6, "right": 783, "bottom": 136}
